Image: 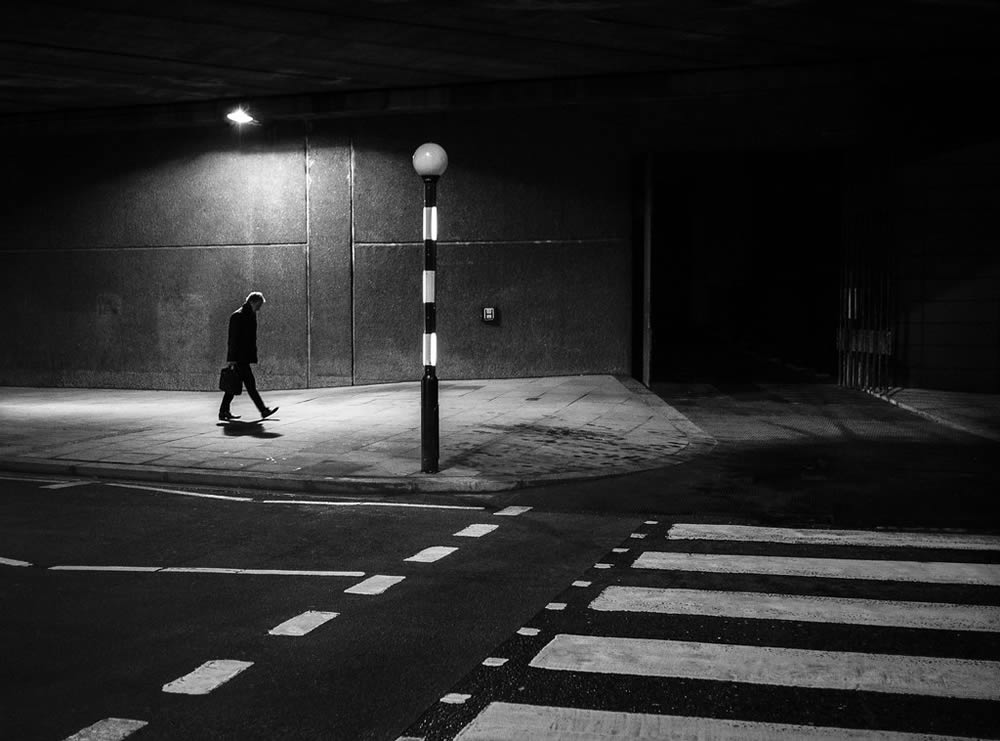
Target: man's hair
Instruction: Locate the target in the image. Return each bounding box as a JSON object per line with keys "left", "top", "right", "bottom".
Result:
{"left": 246, "top": 291, "right": 266, "bottom": 305}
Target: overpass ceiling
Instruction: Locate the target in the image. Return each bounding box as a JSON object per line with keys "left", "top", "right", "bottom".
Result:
{"left": 1, "top": 0, "right": 999, "bottom": 117}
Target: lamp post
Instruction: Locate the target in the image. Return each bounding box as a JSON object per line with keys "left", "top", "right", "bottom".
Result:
{"left": 412, "top": 143, "right": 448, "bottom": 474}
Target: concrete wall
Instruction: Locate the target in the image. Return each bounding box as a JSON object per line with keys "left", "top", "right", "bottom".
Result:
{"left": 1, "top": 110, "right": 631, "bottom": 389}
{"left": 892, "top": 140, "right": 1000, "bottom": 392}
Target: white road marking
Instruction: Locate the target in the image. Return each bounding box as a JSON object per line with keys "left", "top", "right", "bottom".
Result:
{"left": 633, "top": 551, "right": 1000, "bottom": 586}
{"left": 495, "top": 506, "right": 532, "bottom": 516}
{"left": 517, "top": 627, "right": 540, "bottom": 636}
{"left": 667, "top": 523, "right": 1000, "bottom": 551}
{"left": 590, "top": 586, "right": 1000, "bottom": 632}
{"left": 345, "top": 574, "right": 406, "bottom": 595}
{"left": 629, "top": 533, "right": 647, "bottom": 539}
{"left": 530, "top": 634, "right": 1000, "bottom": 700}
{"left": 269, "top": 611, "right": 340, "bottom": 636}
{"left": 108, "top": 483, "right": 253, "bottom": 502}
{"left": 572, "top": 580, "right": 592, "bottom": 587}
{"left": 1, "top": 556, "right": 32, "bottom": 567}
{"left": 162, "top": 567, "right": 364, "bottom": 577}
{"left": 41, "top": 481, "right": 88, "bottom": 490}
{"left": 454, "top": 523, "right": 499, "bottom": 537}
{"left": 405, "top": 546, "right": 458, "bottom": 563}
{"left": 594, "top": 563, "right": 612, "bottom": 569}
{"left": 62, "top": 717, "right": 148, "bottom": 741}
{"left": 452, "top": 702, "right": 975, "bottom": 741}
{"left": 49, "top": 565, "right": 364, "bottom": 577}
{"left": 441, "top": 693, "right": 472, "bottom": 704}
{"left": 261, "top": 500, "right": 484, "bottom": 511}
{"left": 0, "top": 474, "right": 64, "bottom": 484}
{"left": 162, "top": 659, "right": 253, "bottom": 695}
{"left": 482, "top": 657, "right": 509, "bottom": 667}
{"left": 611, "top": 548, "right": 629, "bottom": 553}
{"left": 644, "top": 520, "right": 659, "bottom": 525}
{"left": 546, "top": 602, "right": 567, "bottom": 611}
{"left": 50, "top": 565, "right": 162, "bottom": 573}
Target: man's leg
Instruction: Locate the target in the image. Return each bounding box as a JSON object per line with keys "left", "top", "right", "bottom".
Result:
{"left": 238, "top": 363, "right": 267, "bottom": 415}
{"left": 219, "top": 390, "right": 235, "bottom": 417}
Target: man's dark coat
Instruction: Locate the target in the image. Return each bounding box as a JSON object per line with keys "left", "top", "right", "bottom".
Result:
{"left": 227, "top": 303, "right": 258, "bottom": 363}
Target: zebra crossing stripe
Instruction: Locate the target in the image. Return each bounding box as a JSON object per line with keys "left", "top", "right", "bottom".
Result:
{"left": 405, "top": 546, "right": 458, "bottom": 563}
{"left": 162, "top": 659, "right": 253, "bottom": 695}
{"left": 345, "top": 574, "right": 405, "bottom": 595}
{"left": 529, "top": 634, "right": 1000, "bottom": 700}
{"left": 452, "top": 702, "right": 976, "bottom": 741}
{"left": 62, "top": 718, "right": 148, "bottom": 741}
{"left": 667, "top": 523, "right": 1000, "bottom": 551}
{"left": 590, "top": 586, "right": 1000, "bottom": 632}
{"left": 633, "top": 551, "right": 1000, "bottom": 586}
{"left": 454, "top": 524, "right": 499, "bottom": 537}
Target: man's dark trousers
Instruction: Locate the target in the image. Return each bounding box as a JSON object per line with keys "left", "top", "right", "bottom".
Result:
{"left": 219, "top": 362, "right": 266, "bottom": 416}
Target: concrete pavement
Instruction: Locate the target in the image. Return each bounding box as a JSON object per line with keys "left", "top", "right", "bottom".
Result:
{"left": 1, "top": 374, "right": 996, "bottom": 494}
{"left": 0, "top": 375, "right": 715, "bottom": 493}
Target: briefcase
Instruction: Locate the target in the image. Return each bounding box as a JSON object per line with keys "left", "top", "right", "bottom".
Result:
{"left": 219, "top": 366, "right": 243, "bottom": 395}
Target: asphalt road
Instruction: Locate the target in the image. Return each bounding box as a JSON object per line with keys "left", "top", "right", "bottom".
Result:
{"left": 0, "top": 476, "right": 637, "bottom": 740}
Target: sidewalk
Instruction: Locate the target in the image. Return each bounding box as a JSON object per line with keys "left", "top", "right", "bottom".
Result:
{"left": 871, "top": 387, "right": 1000, "bottom": 443}
{"left": 0, "top": 375, "right": 715, "bottom": 493}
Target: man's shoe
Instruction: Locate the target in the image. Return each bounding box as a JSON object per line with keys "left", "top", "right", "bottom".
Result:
{"left": 261, "top": 407, "right": 279, "bottom": 419}
{"left": 219, "top": 412, "right": 241, "bottom": 421}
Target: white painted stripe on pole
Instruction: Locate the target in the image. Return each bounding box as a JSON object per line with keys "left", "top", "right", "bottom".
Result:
{"left": 590, "top": 586, "right": 1000, "bottom": 632}
{"left": 633, "top": 551, "right": 1000, "bottom": 586}
{"left": 41, "top": 481, "right": 88, "bottom": 490}
{"left": 452, "top": 702, "right": 975, "bottom": 741}
{"left": 454, "top": 524, "right": 499, "bottom": 538}
{"left": 63, "top": 717, "right": 148, "bottom": 741}
{"left": 422, "top": 333, "right": 437, "bottom": 366}
{"left": 530, "top": 634, "right": 1000, "bottom": 700}
{"left": 667, "top": 523, "right": 1000, "bottom": 551}
{"left": 422, "top": 270, "right": 436, "bottom": 302}
{"left": 269, "top": 610, "right": 339, "bottom": 636}
{"left": 1, "top": 556, "right": 32, "bottom": 567}
{"left": 108, "top": 483, "right": 253, "bottom": 502}
{"left": 162, "top": 659, "right": 253, "bottom": 695}
{"left": 423, "top": 206, "right": 438, "bottom": 241}
{"left": 405, "top": 546, "right": 458, "bottom": 563}
{"left": 495, "top": 506, "right": 532, "bottom": 516}
{"left": 345, "top": 574, "right": 406, "bottom": 595}
{"left": 50, "top": 565, "right": 162, "bottom": 572}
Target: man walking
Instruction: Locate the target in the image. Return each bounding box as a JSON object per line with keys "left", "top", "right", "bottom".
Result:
{"left": 219, "top": 291, "right": 279, "bottom": 421}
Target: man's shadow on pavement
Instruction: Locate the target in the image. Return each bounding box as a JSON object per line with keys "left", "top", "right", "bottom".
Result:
{"left": 217, "top": 420, "right": 283, "bottom": 439}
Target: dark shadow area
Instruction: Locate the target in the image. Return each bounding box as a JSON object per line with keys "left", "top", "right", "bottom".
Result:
{"left": 218, "top": 421, "right": 283, "bottom": 439}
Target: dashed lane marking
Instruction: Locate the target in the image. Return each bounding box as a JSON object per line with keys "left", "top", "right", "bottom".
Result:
{"left": 345, "top": 574, "right": 406, "bottom": 595}
{"left": 517, "top": 627, "right": 540, "bottom": 637}
{"left": 667, "top": 523, "right": 1000, "bottom": 551}
{"left": 62, "top": 717, "right": 148, "bottom": 741}
{"left": 590, "top": 585, "right": 1000, "bottom": 632}
{"left": 0, "top": 474, "right": 65, "bottom": 485}
{"left": 633, "top": 551, "right": 1000, "bottom": 586}
{"left": 48, "top": 565, "right": 364, "bottom": 577}
{"left": 269, "top": 611, "right": 340, "bottom": 636}
{"left": 482, "top": 657, "right": 509, "bottom": 667}
{"left": 40, "top": 481, "right": 88, "bottom": 490}
{"left": 452, "top": 702, "right": 976, "bottom": 741}
{"left": 162, "top": 659, "right": 253, "bottom": 695}
{"left": 529, "top": 634, "right": 1000, "bottom": 700}
{"left": 495, "top": 506, "right": 532, "bottom": 516}
{"left": 1, "top": 556, "right": 32, "bottom": 567}
{"left": 441, "top": 693, "right": 472, "bottom": 704}
{"left": 454, "top": 524, "right": 499, "bottom": 537}
{"left": 108, "top": 483, "right": 253, "bottom": 502}
{"left": 405, "top": 546, "right": 458, "bottom": 563}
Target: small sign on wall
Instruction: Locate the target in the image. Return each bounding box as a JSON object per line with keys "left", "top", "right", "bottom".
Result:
{"left": 482, "top": 307, "right": 498, "bottom": 324}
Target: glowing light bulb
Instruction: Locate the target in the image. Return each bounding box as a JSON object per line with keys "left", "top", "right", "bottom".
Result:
{"left": 226, "top": 108, "right": 254, "bottom": 125}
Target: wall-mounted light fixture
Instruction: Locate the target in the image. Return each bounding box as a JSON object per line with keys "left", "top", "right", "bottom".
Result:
{"left": 226, "top": 107, "right": 255, "bottom": 125}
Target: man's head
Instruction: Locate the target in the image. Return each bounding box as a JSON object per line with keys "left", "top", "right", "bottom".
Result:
{"left": 246, "top": 291, "right": 266, "bottom": 312}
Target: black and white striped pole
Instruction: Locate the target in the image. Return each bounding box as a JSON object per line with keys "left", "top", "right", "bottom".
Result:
{"left": 413, "top": 142, "right": 448, "bottom": 473}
